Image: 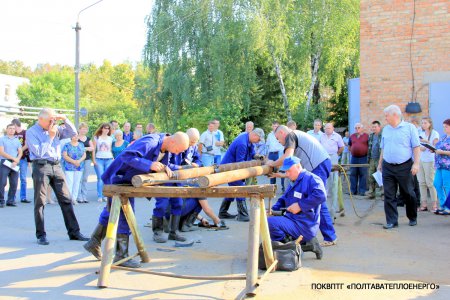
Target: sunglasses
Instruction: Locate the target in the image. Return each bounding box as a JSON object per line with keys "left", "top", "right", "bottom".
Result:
{"left": 103, "top": 127, "right": 110, "bottom": 129}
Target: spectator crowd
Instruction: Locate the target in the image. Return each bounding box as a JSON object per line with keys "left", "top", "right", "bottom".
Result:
{"left": 1, "top": 105, "right": 449, "bottom": 265}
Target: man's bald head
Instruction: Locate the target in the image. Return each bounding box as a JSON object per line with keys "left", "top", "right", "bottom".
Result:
{"left": 274, "top": 125, "right": 291, "bottom": 145}
{"left": 165, "top": 132, "right": 189, "bottom": 154}
{"left": 186, "top": 128, "right": 200, "bottom": 146}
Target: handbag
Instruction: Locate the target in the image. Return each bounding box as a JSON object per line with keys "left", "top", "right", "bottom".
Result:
{"left": 258, "top": 240, "right": 302, "bottom": 271}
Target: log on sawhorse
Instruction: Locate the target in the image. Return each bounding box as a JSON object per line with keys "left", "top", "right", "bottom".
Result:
{"left": 97, "top": 184, "right": 278, "bottom": 299}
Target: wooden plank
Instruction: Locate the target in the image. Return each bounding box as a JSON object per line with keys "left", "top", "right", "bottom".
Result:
{"left": 245, "top": 195, "right": 261, "bottom": 297}
{"left": 120, "top": 196, "right": 150, "bottom": 263}
{"left": 103, "top": 184, "right": 276, "bottom": 198}
{"left": 97, "top": 195, "right": 121, "bottom": 288}
{"left": 196, "top": 166, "right": 272, "bottom": 188}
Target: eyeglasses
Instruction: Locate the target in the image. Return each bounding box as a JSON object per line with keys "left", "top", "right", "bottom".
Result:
{"left": 103, "top": 127, "right": 110, "bottom": 130}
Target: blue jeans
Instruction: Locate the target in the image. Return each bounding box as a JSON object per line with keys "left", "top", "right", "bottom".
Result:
{"left": 214, "top": 155, "right": 222, "bottom": 164}
{"left": 350, "top": 156, "right": 368, "bottom": 195}
{"left": 19, "top": 158, "right": 28, "bottom": 200}
{"left": 94, "top": 158, "right": 113, "bottom": 198}
{"left": 434, "top": 168, "right": 450, "bottom": 210}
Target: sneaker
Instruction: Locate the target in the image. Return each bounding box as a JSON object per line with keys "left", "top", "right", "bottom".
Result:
{"left": 103, "top": 197, "right": 108, "bottom": 202}
{"left": 21, "top": 199, "right": 32, "bottom": 203}
{"left": 97, "top": 197, "right": 103, "bottom": 203}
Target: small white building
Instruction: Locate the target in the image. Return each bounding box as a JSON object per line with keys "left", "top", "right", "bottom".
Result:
{"left": 0, "top": 73, "right": 29, "bottom": 134}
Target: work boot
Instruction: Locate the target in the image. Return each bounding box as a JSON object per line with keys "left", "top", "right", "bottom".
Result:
{"left": 301, "top": 237, "right": 323, "bottom": 260}
{"left": 168, "top": 215, "right": 187, "bottom": 241}
{"left": 219, "top": 200, "right": 237, "bottom": 219}
{"left": 236, "top": 200, "right": 250, "bottom": 222}
{"left": 163, "top": 217, "right": 170, "bottom": 233}
{"left": 181, "top": 212, "right": 199, "bottom": 232}
{"left": 83, "top": 223, "right": 106, "bottom": 260}
{"left": 152, "top": 216, "right": 168, "bottom": 243}
{"left": 113, "top": 234, "right": 141, "bottom": 268}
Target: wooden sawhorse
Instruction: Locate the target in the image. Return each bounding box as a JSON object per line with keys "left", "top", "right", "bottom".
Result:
{"left": 98, "top": 184, "right": 277, "bottom": 298}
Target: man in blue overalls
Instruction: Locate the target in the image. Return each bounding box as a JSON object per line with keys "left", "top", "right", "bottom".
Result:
{"left": 268, "top": 156, "right": 325, "bottom": 259}
{"left": 218, "top": 128, "right": 265, "bottom": 222}
{"left": 83, "top": 132, "right": 189, "bottom": 268}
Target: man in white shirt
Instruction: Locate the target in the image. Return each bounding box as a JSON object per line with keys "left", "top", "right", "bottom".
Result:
{"left": 307, "top": 119, "right": 324, "bottom": 141}
{"left": 320, "top": 123, "right": 344, "bottom": 220}
{"left": 199, "top": 121, "right": 219, "bottom": 166}
{"left": 213, "top": 119, "right": 225, "bottom": 164}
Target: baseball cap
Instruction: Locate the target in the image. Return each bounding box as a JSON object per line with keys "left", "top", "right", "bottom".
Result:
{"left": 279, "top": 156, "right": 301, "bottom": 171}
{"left": 252, "top": 128, "right": 265, "bottom": 141}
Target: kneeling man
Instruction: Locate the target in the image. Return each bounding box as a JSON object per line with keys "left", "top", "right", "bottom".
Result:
{"left": 268, "top": 156, "right": 325, "bottom": 259}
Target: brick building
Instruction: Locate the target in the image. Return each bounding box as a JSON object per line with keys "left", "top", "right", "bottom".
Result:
{"left": 359, "top": 0, "right": 450, "bottom": 130}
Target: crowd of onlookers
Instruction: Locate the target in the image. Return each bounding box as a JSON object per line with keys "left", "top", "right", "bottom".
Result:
{"left": 1, "top": 114, "right": 449, "bottom": 217}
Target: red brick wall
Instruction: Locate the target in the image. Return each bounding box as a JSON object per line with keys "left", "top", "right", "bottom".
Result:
{"left": 360, "top": 0, "right": 450, "bottom": 128}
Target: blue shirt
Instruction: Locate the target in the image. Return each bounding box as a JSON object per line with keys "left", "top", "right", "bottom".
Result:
{"left": 380, "top": 121, "right": 420, "bottom": 164}
{"left": 272, "top": 171, "right": 326, "bottom": 241}
{"left": 220, "top": 132, "right": 255, "bottom": 164}
{"left": 62, "top": 142, "right": 85, "bottom": 171}
{"left": 101, "top": 133, "right": 167, "bottom": 184}
{"left": 26, "top": 119, "right": 76, "bottom": 162}
{"left": 0, "top": 136, "right": 22, "bottom": 159}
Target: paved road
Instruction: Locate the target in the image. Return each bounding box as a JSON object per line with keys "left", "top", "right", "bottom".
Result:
{"left": 0, "top": 169, "right": 449, "bottom": 299}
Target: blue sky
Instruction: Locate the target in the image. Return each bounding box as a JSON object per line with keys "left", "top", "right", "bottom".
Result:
{"left": 1, "top": 0, "right": 154, "bottom": 68}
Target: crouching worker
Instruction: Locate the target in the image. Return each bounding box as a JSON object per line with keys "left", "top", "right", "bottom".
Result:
{"left": 166, "top": 198, "right": 227, "bottom": 232}
{"left": 268, "top": 156, "right": 325, "bottom": 259}
{"left": 83, "top": 132, "right": 189, "bottom": 268}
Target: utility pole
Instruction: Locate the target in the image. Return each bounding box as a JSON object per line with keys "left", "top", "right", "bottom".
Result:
{"left": 74, "top": 0, "right": 104, "bottom": 128}
{"left": 74, "top": 22, "right": 81, "bottom": 128}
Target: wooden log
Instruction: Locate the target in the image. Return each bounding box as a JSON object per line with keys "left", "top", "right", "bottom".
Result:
{"left": 245, "top": 195, "right": 261, "bottom": 297}
{"left": 215, "top": 160, "right": 262, "bottom": 172}
{"left": 97, "top": 195, "right": 121, "bottom": 288}
{"left": 259, "top": 197, "right": 275, "bottom": 269}
{"left": 131, "top": 160, "right": 263, "bottom": 187}
{"left": 120, "top": 196, "right": 150, "bottom": 263}
{"left": 196, "top": 165, "right": 272, "bottom": 188}
{"left": 132, "top": 166, "right": 215, "bottom": 187}
{"left": 103, "top": 184, "right": 276, "bottom": 198}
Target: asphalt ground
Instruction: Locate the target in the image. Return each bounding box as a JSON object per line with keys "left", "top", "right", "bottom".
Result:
{"left": 0, "top": 166, "right": 449, "bottom": 299}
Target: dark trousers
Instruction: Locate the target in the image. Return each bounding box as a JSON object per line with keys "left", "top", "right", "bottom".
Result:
{"left": 32, "top": 161, "right": 80, "bottom": 239}
{"left": 382, "top": 160, "right": 417, "bottom": 224}
{"left": 350, "top": 155, "right": 368, "bottom": 195}
{"left": 0, "top": 162, "right": 19, "bottom": 203}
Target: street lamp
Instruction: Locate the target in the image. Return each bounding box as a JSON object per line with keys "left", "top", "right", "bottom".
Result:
{"left": 74, "top": 0, "right": 104, "bottom": 128}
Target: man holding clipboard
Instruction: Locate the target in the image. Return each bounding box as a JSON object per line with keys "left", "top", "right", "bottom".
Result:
{"left": 0, "top": 124, "right": 23, "bottom": 208}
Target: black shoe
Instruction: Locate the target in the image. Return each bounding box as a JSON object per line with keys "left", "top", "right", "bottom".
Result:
{"left": 37, "top": 236, "right": 49, "bottom": 245}
{"left": 219, "top": 200, "right": 237, "bottom": 219}
{"left": 21, "top": 199, "right": 32, "bottom": 203}
{"left": 6, "top": 202, "right": 17, "bottom": 207}
{"left": 383, "top": 223, "right": 398, "bottom": 229}
{"left": 408, "top": 220, "right": 417, "bottom": 226}
{"left": 69, "top": 233, "right": 89, "bottom": 241}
